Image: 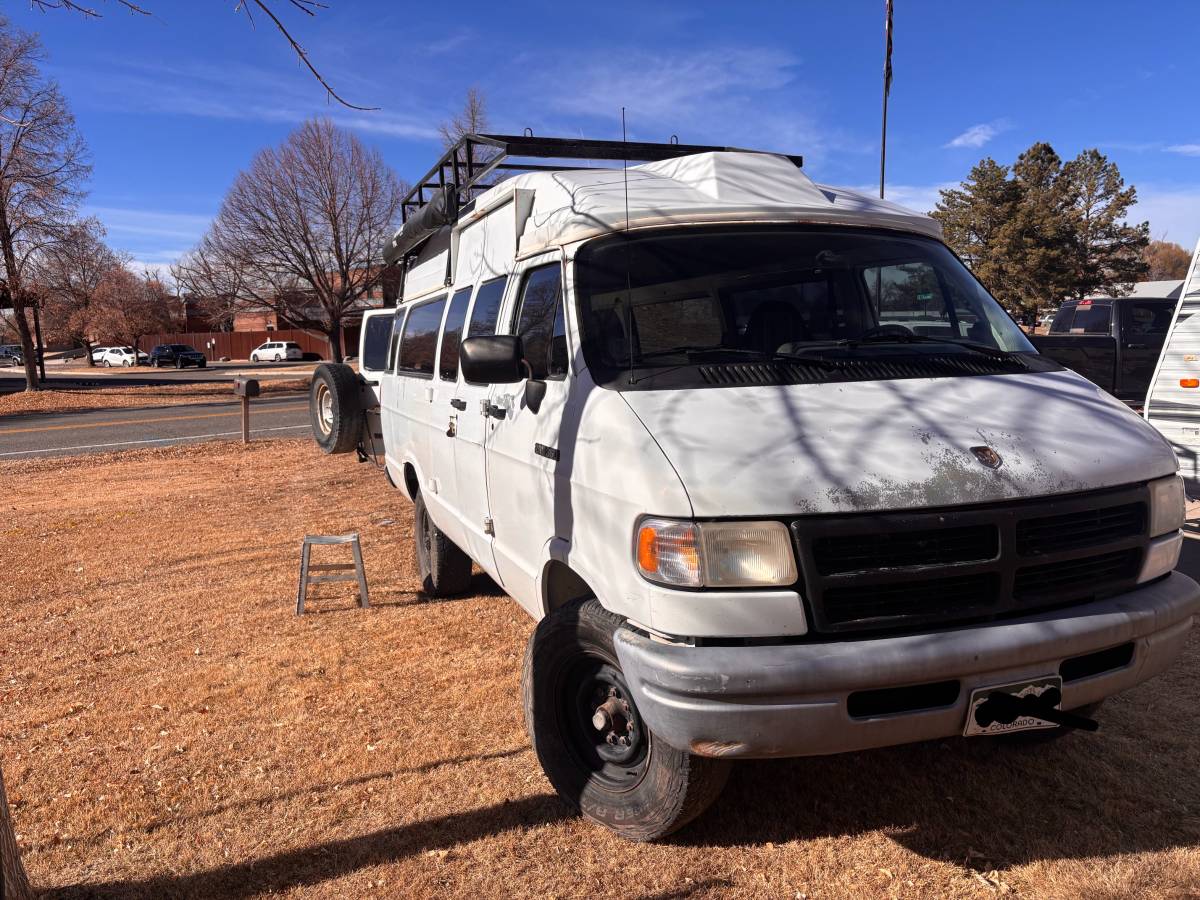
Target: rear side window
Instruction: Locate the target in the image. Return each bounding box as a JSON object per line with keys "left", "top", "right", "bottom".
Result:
{"left": 1122, "top": 301, "right": 1174, "bottom": 336}
{"left": 362, "top": 314, "right": 394, "bottom": 371}
{"left": 467, "top": 277, "right": 507, "bottom": 338}
{"left": 286, "top": 342, "right": 301, "bottom": 349}
{"left": 398, "top": 297, "right": 446, "bottom": 377}
{"left": 514, "top": 264, "right": 568, "bottom": 380}
{"left": 439, "top": 287, "right": 473, "bottom": 381}
{"left": 1049, "top": 307, "right": 1074, "bottom": 333}
{"left": 1070, "top": 303, "right": 1111, "bottom": 334}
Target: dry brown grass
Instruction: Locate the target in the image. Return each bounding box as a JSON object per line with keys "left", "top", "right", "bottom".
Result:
{"left": 1, "top": 440, "right": 1198, "bottom": 899}
{"left": 0, "top": 379, "right": 310, "bottom": 418}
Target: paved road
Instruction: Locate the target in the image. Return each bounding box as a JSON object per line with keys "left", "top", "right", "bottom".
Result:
{"left": 0, "top": 395, "right": 311, "bottom": 459}
{"left": 0, "top": 360, "right": 321, "bottom": 395}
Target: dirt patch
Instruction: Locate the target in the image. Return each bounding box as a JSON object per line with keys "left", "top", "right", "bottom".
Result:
{"left": 0, "top": 379, "right": 310, "bottom": 418}
{"left": 1, "top": 440, "right": 1197, "bottom": 898}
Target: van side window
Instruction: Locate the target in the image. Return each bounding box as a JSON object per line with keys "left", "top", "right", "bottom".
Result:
{"left": 467, "top": 276, "right": 507, "bottom": 338}
{"left": 397, "top": 297, "right": 445, "bottom": 377}
{"left": 362, "top": 314, "right": 394, "bottom": 371}
{"left": 387, "top": 310, "right": 405, "bottom": 372}
{"left": 513, "top": 264, "right": 567, "bottom": 380}
{"left": 439, "top": 288, "right": 473, "bottom": 381}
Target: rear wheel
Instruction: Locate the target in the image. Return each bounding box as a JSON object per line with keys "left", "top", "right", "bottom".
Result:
{"left": 174, "top": 358, "right": 183, "bottom": 369}
{"left": 413, "top": 492, "right": 472, "bottom": 596}
{"left": 523, "top": 598, "right": 730, "bottom": 841}
{"left": 274, "top": 353, "right": 282, "bottom": 362}
{"left": 309, "top": 363, "right": 362, "bottom": 454}
{"left": 102, "top": 359, "right": 110, "bottom": 367}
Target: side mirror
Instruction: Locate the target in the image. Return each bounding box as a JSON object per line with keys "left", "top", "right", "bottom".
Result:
{"left": 460, "top": 335, "right": 526, "bottom": 384}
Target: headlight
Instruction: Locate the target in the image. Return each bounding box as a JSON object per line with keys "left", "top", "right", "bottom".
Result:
{"left": 636, "top": 517, "right": 798, "bottom": 588}
{"left": 1148, "top": 474, "right": 1186, "bottom": 537}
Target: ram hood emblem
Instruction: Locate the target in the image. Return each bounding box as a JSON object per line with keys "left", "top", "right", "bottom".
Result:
{"left": 970, "top": 446, "right": 1003, "bottom": 470}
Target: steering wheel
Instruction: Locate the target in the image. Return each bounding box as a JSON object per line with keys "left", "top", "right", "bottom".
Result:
{"left": 859, "top": 323, "right": 914, "bottom": 340}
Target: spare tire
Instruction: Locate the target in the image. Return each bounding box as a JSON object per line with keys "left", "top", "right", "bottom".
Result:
{"left": 310, "top": 363, "right": 363, "bottom": 454}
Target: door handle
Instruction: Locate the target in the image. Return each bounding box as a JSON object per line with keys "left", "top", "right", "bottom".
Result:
{"left": 485, "top": 403, "right": 507, "bottom": 420}
{"left": 1125, "top": 343, "right": 1147, "bottom": 349}
{"left": 449, "top": 398, "right": 467, "bottom": 410}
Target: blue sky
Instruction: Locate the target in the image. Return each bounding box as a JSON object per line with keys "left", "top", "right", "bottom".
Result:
{"left": 10, "top": 0, "right": 1199, "bottom": 276}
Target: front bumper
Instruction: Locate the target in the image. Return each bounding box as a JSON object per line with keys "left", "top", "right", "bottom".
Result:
{"left": 613, "top": 571, "right": 1200, "bottom": 759}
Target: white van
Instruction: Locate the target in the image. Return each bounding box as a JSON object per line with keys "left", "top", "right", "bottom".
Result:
{"left": 310, "top": 135, "right": 1199, "bottom": 841}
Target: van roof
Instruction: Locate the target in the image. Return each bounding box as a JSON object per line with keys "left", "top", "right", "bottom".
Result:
{"left": 469, "top": 151, "right": 942, "bottom": 255}
{"left": 386, "top": 135, "right": 942, "bottom": 272}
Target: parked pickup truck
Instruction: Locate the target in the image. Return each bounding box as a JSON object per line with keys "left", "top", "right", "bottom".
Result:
{"left": 1031, "top": 296, "right": 1178, "bottom": 404}
{"left": 308, "top": 133, "right": 1199, "bottom": 842}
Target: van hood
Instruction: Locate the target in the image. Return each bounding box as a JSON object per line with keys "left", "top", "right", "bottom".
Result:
{"left": 621, "top": 370, "right": 1178, "bottom": 517}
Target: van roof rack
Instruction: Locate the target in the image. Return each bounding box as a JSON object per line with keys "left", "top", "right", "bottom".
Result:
{"left": 385, "top": 133, "right": 803, "bottom": 266}
{"left": 401, "top": 133, "right": 803, "bottom": 224}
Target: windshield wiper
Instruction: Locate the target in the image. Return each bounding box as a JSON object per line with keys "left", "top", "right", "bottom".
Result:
{"left": 634, "top": 345, "right": 769, "bottom": 361}
{"left": 805, "top": 333, "right": 1020, "bottom": 363}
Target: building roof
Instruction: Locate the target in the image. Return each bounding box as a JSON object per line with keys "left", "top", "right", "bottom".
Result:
{"left": 1087, "top": 280, "right": 1186, "bottom": 301}
{"left": 461, "top": 151, "right": 943, "bottom": 257}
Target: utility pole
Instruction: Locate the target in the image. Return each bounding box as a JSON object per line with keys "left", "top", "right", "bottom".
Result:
{"left": 880, "top": 0, "right": 893, "bottom": 199}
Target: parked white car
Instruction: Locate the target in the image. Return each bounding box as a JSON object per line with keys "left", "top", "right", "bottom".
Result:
{"left": 309, "top": 135, "right": 1199, "bottom": 841}
{"left": 99, "top": 346, "right": 148, "bottom": 367}
{"left": 250, "top": 340, "right": 303, "bottom": 362}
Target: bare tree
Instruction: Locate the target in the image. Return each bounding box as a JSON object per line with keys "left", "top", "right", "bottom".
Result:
{"left": 175, "top": 119, "right": 403, "bottom": 361}
{"left": 438, "top": 86, "right": 491, "bottom": 148}
{"left": 0, "top": 19, "right": 89, "bottom": 391}
{"left": 35, "top": 217, "right": 117, "bottom": 364}
{"left": 91, "top": 265, "right": 175, "bottom": 354}
{"left": 26, "top": 1, "right": 376, "bottom": 110}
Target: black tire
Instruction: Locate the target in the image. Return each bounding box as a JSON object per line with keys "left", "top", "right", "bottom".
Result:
{"left": 102, "top": 359, "right": 110, "bottom": 367}
{"left": 413, "top": 492, "right": 472, "bottom": 596}
{"left": 198, "top": 360, "right": 206, "bottom": 369}
{"left": 174, "top": 358, "right": 183, "bottom": 369}
{"left": 274, "top": 353, "right": 282, "bottom": 362}
{"left": 993, "top": 701, "right": 1105, "bottom": 745}
{"left": 522, "top": 598, "right": 731, "bottom": 841}
{"left": 309, "top": 363, "right": 362, "bottom": 454}
{"left": 151, "top": 358, "right": 159, "bottom": 368}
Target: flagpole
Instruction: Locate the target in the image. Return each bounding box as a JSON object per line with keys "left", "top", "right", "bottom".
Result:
{"left": 880, "top": 0, "right": 893, "bottom": 199}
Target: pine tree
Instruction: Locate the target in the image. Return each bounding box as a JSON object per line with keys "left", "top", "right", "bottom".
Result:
{"left": 933, "top": 158, "right": 1023, "bottom": 305}
{"left": 1059, "top": 148, "right": 1148, "bottom": 299}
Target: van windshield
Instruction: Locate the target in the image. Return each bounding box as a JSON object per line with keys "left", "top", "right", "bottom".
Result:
{"left": 574, "top": 226, "right": 1037, "bottom": 388}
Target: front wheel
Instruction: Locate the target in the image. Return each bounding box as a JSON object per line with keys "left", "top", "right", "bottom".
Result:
{"left": 413, "top": 492, "right": 472, "bottom": 596}
{"left": 175, "top": 358, "right": 183, "bottom": 369}
{"left": 274, "top": 353, "right": 282, "bottom": 362}
{"left": 522, "top": 598, "right": 730, "bottom": 841}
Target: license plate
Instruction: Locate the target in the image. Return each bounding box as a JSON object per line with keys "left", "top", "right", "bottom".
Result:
{"left": 963, "top": 676, "right": 1063, "bottom": 737}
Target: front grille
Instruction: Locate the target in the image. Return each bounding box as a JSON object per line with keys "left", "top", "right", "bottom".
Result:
{"left": 813, "top": 524, "right": 998, "bottom": 575}
{"left": 1016, "top": 503, "right": 1145, "bottom": 556}
{"left": 824, "top": 573, "right": 998, "bottom": 626}
{"left": 793, "top": 484, "right": 1150, "bottom": 634}
{"left": 1013, "top": 549, "right": 1142, "bottom": 604}
{"left": 698, "top": 354, "right": 1031, "bottom": 387}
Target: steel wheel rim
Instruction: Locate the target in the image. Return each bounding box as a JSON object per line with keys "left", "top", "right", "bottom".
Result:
{"left": 315, "top": 383, "right": 334, "bottom": 435}
{"left": 559, "top": 657, "right": 650, "bottom": 792}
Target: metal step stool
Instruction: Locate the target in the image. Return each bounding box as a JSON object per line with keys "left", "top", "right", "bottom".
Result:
{"left": 296, "top": 533, "right": 370, "bottom": 615}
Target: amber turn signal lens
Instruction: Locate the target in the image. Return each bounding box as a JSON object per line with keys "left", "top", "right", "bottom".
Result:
{"left": 637, "top": 525, "right": 658, "bottom": 574}
{"left": 1181, "top": 379, "right": 1199, "bottom": 388}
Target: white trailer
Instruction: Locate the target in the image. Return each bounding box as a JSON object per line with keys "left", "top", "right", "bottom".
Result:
{"left": 1144, "top": 238, "right": 1200, "bottom": 492}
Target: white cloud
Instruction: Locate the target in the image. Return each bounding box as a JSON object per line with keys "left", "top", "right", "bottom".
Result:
{"left": 1127, "top": 185, "right": 1200, "bottom": 250}
{"left": 944, "top": 120, "right": 1009, "bottom": 149}
{"left": 85, "top": 206, "right": 213, "bottom": 242}
{"left": 70, "top": 57, "right": 441, "bottom": 142}
{"left": 1165, "top": 144, "right": 1200, "bottom": 157}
